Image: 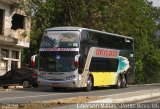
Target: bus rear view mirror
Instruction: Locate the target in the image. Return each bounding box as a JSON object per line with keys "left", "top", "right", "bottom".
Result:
{"left": 31, "top": 54, "right": 39, "bottom": 68}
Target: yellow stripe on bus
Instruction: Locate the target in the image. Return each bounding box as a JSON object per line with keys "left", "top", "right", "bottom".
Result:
{"left": 91, "top": 72, "right": 118, "bottom": 86}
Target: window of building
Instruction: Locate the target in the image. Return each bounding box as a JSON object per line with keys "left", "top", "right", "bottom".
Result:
{"left": 1, "top": 49, "right": 9, "bottom": 58}
{"left": 11, "top": 61, "right": 18, "bottom": 69}
{"left": 11, "top": 14, "right": 25, "bottom": 30}
{"left": 12, "top": 50, "right": 19, "bottom": 59}
{"left": 0, "top": 61, "right": 7, "bottom": 76}
{"left": 0, "top": 9, "right": 4, "bottom": 35}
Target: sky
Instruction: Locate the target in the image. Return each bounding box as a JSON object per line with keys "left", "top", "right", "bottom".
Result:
{"left": 148, "top": 0, "right": 160, "bottom": 7}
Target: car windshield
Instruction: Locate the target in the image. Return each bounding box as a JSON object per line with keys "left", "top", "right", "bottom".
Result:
{"left": 39, "top": 51, "right": 78, "bottom": 72}
{"left": 40, "top": 31, "right": 80, "bottom": 48}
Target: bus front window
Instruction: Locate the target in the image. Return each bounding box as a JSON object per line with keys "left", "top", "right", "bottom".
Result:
{"left": 40, "top": 31, "right": 80, "bottom": 48}
{"left": 39, "top": 51, "right": 78, "bottom": 72}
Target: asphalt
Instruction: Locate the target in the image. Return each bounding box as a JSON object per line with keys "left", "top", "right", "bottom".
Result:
{"left": 0, "top": 83, "right": 160, "bottom": 109}
{"left": 89, "top": 88, "right": 160, "bottom": 103}
{"left": 47, "top": 88, "right": 160, "bottom": 109}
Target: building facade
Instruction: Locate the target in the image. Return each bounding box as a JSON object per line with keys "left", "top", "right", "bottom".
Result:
{"left": 0, "top": 0, "right": 31, "bottom": 76}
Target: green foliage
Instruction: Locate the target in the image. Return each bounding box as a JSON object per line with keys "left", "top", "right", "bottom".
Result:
{"left": 135, "top": 60, "right": 144, "bottom": 84}
{"left": 21, "top": 0, "right": 160, "bottom": 83}
{"left": 143, "top": 45, "right": 160, "bottom": 83}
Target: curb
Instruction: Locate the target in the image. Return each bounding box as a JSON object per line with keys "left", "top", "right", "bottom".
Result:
{"left": 0, "top": 86, "right": 23, "bottom": 91}
{"left": 112, "top": 92, "right": 160, "bottom": 103}
{"left": 89, "top": 89, "right": 160, "bottom": 103}
{"left": 128, "top": 83, "right": 160, "bottom": 87}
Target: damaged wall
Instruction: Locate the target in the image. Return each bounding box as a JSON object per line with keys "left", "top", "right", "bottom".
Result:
{"left": 0, "top": 0, "right": 31, "bottom": 47}
{"left": 0, "top": 0, "right": 31, "bottom": 74}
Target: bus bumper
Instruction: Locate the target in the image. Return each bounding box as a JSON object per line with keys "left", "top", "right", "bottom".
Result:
{"left": 37, "top": 78, "right": 79, "bottom": 88}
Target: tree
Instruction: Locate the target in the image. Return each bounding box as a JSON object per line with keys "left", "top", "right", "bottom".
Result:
{"left": 21, "top": 0, "right": 160, "bottom": 83}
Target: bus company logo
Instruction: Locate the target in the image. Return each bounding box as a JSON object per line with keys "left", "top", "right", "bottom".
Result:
{"left": 40, "top": 48, "right": 79, "bottom": 51}
{"left": 96, "top": 48, "right": 119, "bottom": 58}
{"left": 44, "top": 48, "right": 71, "bottom": 51}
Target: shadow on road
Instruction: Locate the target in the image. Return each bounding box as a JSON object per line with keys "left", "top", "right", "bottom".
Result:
{"left": 14, "top": 86, "right": 113, "bottom": 93}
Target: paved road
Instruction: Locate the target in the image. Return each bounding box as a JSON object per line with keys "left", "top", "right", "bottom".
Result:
{"left": 122, "top": 96, "right": 160, "bottom": 109}
{"left": 139, "top": 97, "right": 160, "bottom": 103}
{"left": 0, "top": 84, "right": 160, "bottom": 104}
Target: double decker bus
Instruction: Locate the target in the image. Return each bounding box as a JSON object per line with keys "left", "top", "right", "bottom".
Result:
{"left": 35, "top": 26, "right": 135, "bottom": 91}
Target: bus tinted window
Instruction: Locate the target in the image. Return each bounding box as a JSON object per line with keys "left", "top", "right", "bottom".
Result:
{"left": 89, "top": 57, "right": 119, "bottom": 72}
{"left": 89, "top": 32, "right": 98, "bottom": 46}
{"left": 40, "top": 31, "right": 80, "bottom": 48}
{"left": 87, "top": 31, "right": 133, "bottom": 50}
{"left": 39, "top": 51, "right": 78, "bottom": 72}
{"left": 98, "top": 34, "right": 125, "bottom": 50}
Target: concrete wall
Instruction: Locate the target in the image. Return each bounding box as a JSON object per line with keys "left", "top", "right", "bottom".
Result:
{"left": 0, "top": 0, "right": 31, "bottom": 75}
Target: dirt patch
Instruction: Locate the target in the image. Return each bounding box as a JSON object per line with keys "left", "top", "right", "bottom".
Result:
{"left": 0, "top": 96, "right": 105, "bottom": 109}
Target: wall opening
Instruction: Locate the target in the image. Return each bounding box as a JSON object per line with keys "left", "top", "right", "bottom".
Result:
{"left": 11, "top": 14, "right": 25, "bottom": 30}
{"left": 11, "top": 61, "right": 18, "bottom": 70}
{"left": 12, "top": 50, "right": 19, "bottom": 59}
{"left": 1, "top": 49, "right": 9, "bottom": 58}
{"left": 0, "top": 9, "right": 4, "bottom": 35}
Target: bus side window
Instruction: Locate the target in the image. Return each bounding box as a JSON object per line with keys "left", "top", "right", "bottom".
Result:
{"left": 98, "top": 34, "right": 113, "bottom": 48}
{"left": 78, "top": 56, "right": 84, "bottom": 74}
{"left": 89, "top": 58, "right": 119, "bottom": 72}
{"left": 88, "top": 32, "right": 98, "bottom": 46}
{"left": 108, "top": 58, "right": 119, "bottom": 72}
{"left": 79, "top": 44, "right": 86, "bottom": 74}
{"left": 125, "top": 39, "right": 133, "bottom": 50}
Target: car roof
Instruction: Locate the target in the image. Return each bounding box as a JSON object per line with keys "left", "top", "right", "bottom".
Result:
{"left": 9, "top": 68, "right": 35, "bottom": 74}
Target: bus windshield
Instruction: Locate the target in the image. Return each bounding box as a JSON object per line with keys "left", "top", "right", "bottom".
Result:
{"left": 40, "top": 31, "right": 80, "bottom": 48}
{"left": 39, "top": 51, "right": 78, "bottom": 72}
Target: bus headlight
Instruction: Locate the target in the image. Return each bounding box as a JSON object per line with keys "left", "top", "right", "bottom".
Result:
{"left": 66, "top": 75, "right": 76, "bottom": 80}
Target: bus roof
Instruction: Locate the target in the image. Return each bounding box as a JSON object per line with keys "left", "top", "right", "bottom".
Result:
{"left": 45, "top": 26, "right": 133, "bottom": 40}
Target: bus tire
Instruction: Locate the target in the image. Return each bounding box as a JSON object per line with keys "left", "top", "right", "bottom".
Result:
{"left": 86, "top": 76, "right": 93, "bottom": 92}
{"left": 122, "top": 74, "right": 127, "bottom": 88}
{"left": 2, "top": 86, "right": 8, "bottom": 89}
{"left": 115, "top": 75, "right": 122, "bottom": 89}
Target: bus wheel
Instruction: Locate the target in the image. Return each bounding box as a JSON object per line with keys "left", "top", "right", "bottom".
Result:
{"left": 122, "top": 74, "right": 127, "bottom": 88}
{"left": 116, "top": 76, "right": 122, "bottom": 89}
{"left": 86, "top": 76, "right": 93, "bottom": 92}
{"left": 2, "top": 86, "right": 8, "bottom": 89}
